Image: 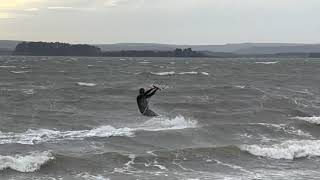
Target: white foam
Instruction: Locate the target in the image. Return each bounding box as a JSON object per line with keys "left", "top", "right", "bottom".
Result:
{"left": 138, "top": 61, "right": 150, "bottom": 64}
{"left": 0, "top": 125, "right": 134, "bottom": 145}
{"left": 213, "top": 159, "right": 251, "bottom": 174}
{"left": 154, "top": 164, "right": 167, "bottom": 170}
{"left": 151, "top": 71, "right": 175, "bottom": 76}
{"left": 0, "top": 66, "right": 16, "bottom": 68}
{"left": 234, "top": 85, "right": 245, "bottom": 89}
{"left": 77, "top": 82, "right": 97, "bottom": 87}
{"left": 292, "top": 116, "right": 320, "bottom": 124}
{"left": 138, "top": 115, "right": 198, "bottom": 131}
{"left": 22, "top": 89, "right": 35, "bottom": 95}
{"left": 0, "top": 151, "right": 54, "bottom": 172}
{"left": 113, "top": 154, "right": 136, "bottom": 174}
{"left": 255, "top": 61, "right": 278, "bottom": 64}
{"left": 152, "top": 71, "right": 209, "bottom": 76}
{"left": 241, "top": 140, "right": 320, "bottom": 159}
{"left": 76, "top": 172, "right": 110, "bottom": 180}
{"left": 10, "top": 71, "right": 30, "bottom": 74}
{"left": 178, "top": 71, "right": 198, "bottom": 75}
{"left": 0, "top": 116, "right": 196, "bottom": 145}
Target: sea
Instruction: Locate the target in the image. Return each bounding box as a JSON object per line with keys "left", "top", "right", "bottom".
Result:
{"left": 0, "top": 56, "right": 320, "bottom": 180}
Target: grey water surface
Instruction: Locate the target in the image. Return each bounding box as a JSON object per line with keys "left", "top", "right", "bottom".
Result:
{"left": 1, "top": 56, "right": 320, "bottom": 180}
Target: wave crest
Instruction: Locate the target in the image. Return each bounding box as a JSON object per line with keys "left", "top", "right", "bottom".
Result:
{"left": 77, "top": 82, "right": 97, "bottom": 87}
{"left": 151, "top": 71, "right": 175, "bottom": 76}
{"left": 254, "top": 61, "right": 278, "bottom": 64}
{"left": 240, "top": 140, "right": 320, "bottom": 159}
{"left": 0, "top": 151, "right": 54, "bottom": 172}
{"left": 0, "top": 126, "right": 134, "bottom": 145}
{"left": 150, "top": 71, "right": 209, "bottom": 76}
{"left": 0, "top": 116, "right": 196, "bottom": 145}
{"left": 293, "top": 116, "right": 320, "bottom": 124}
{"left": 139, "top": 115, "right": 198, "bottom": 131}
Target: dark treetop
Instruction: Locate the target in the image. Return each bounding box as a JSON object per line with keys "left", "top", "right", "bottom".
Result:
{"left": 14, "top": 41, "right": 101, "bottom": 56}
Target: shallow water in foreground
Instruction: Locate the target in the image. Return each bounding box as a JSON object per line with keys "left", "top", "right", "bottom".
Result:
{"left": 0, "top": 56, "right": 320, "bottom": 180}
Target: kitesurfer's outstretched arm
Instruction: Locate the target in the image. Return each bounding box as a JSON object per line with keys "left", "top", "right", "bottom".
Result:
{"left": 146, "top": 87, "right": 159, "bottom": 98}
{"left": 143, "top": 87, "right": 154, "bottom": 96}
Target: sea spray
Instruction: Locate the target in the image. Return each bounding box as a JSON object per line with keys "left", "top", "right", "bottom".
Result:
{"left": 0, "top": 115, "right": 197, "bottom": 145}
{"left": 241, "top": 140, "right": 320, "bottom": 159}
{"left": 0, "top": 151, "right": 54, "bottom": 172}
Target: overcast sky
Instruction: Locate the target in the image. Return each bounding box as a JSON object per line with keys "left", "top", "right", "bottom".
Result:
{"left": 0, "top": 0, "right": 319, "bottom": 44}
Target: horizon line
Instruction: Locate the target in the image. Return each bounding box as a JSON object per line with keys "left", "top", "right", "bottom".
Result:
{"left": 1, "top": 39, "right": 320, "bottom": 46}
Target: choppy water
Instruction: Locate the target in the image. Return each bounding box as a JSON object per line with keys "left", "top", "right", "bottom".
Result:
{"left": 0, "top": 56, "right": 320, "bottom": 180}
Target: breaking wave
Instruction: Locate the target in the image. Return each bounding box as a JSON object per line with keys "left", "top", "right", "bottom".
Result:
{"left": 254, "top": 61, "right": 278, "bottom": 64}
{"left": 76, "top": 172, "right": 110, "bottom": 180}
{"left": 0, "top": 151, "right": 54, "bottom": 172}
{"left": 0, "top": 126, "right": 134, "bottom": 145}
{"left": 0, "top": 116, "right": 197, "bottom": 145}
{"left": 77, "top": 82, "right": 97, "bottom": 87}
{"left": 178, "top": 71, "right": 198, "bottom": 75}
{"left": 0, "top": 66, "right": 16, "bottom": 68}
{"left": 150, "top": 71, "right": 209, "bottom": 76}
{"left": 151, "top": 71, "right": 175, "bottom": 76}
{"left": 292, "top": 116, "right": 320, "bottom": 125}
{"left": 10, "top": 71, "right": 30, "bottom": 74}
{"left": 240, "top": 140, "right": 320, "bottom": 159}
{"left": 138, "top": 115, "right": 198, "bottom": 131}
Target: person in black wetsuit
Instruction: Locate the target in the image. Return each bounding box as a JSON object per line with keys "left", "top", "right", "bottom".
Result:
{"left": 137, "top": 86, "right": 160, "bottom": 117}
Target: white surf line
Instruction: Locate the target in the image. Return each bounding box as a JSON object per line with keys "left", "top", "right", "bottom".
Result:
{"left": 240, "top": 140, "right": 320, "bottom": 159}
{"left": 77, "top": 82, "right": 97, "bottom": 87}
{"left": 0, "top": 151, "right": 54, "bottom": 172}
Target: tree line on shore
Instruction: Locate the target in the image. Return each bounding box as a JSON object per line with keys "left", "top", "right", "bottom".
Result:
{"left": 13, "top": 41, "right": 206, "bottom": 57}
{"left": 12, "top": 41, "right": 320, "bottom": 58}
{"left": 14, "top": 42, "right": 101, "bottom": 56}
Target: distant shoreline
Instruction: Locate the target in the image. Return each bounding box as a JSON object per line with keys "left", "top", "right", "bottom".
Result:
{"left": 1, "top": 40, "right": 320, "bottom": 58}
{"left": 2, "top": 53, "right": 320, "bottom": 58}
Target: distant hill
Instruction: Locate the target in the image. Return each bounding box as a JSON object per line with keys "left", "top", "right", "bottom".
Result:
{"left": 0, "top": 40, "right": 21, "bottom": 50}
{"left": 234, "top": 44, "right": 320, "bottom": 54}
{"left": 94, "top": 43, "right": 320, "bottom": 54}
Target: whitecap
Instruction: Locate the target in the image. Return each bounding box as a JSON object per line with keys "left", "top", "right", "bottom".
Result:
{"left": 138, "top": 115, "right": 198, "bottom": 131}
{"left": 178, "top": 71, "right": 198, "bottom": 75}
{"left": 234, "top": 85, "right": 245, "bottom": 89}
{"left": 0, "top": 126, "right": 134, "bottom": 145}
{"left": 76, "top": 172, "right": 110, "bottom": 180}
{"left": 241, "top": 140, "right": 320, "bottom": 159}
{"left": 138, "top": 62, "right": 150, "bottom": 64}
{"left": 77, "top": 82, "right": 97, "bottom": 87}
{"left": 153, "top": 164, "right": 167, "bottom": 170}
{"left": 0, "top": 66, "right": 16, "bottom": 68}
{"left": 0, "top": 116, "right": 197, "bottom": 145}
{"left": 255, "top": 62, "right": 278, "bottom": 64}
{"left": 22, "top": 89, "right": 35, "bottom": 95}
{"left": 10, "top": 71, "right": 30, "bottom": 74}
{"left": 0, "top": 151, "right": 54, "bottom": 172}
{"left": 151, "top": 71, "right": 175, "bottom": 76}
{"left": 200, "top": 72, "right": 209, "bottom": 75}
{"left": 292, "top": 116, "right": 320, "bottom": 124}
{"left": 113, "top": 154, "right": 136, "bottom": 174}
